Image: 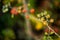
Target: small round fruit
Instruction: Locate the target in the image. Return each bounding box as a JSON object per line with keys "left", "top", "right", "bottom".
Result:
{"left": 11, "top": 14, "right": 14, "bottom": 18}
{"left": 17, "top": 6, "right": 22, "bottom": 10}
{"left": 43, "top": 21, "right": 48, "bottom": 25}
{"left": 30, "top": 8, "right": 35, "bottom": 14}
{"left": 40, "top": 17, "right": 45, "bottom": 21}
{"left": 35, "top": 22, "right": 43, "bottom": 30}
{"left": 11, "top": 7, "right": 18, "bottom": 15}
{"left": 50, "top": 32, "right": 54, "bottom": 34}
{"left": 45, "top": 32, "right": 48, "bottom": 35}
{"left": 37, "top": 14, "right": 40, "bottom": 18}
{"left": 17, "top": 10, "right": 21, "bottom": 13}
{"left": 26, "top": 15, "right": 29, "bottom": 19}
{"left": 46, "top": 14, "right": 50, "bottom": 18}
{"left": 50, "top": 19, "right": 54, "bottom": 23}
{"left": 22, "top": 9, "right": 27, "bottom": 13}
{"left": 40, "top": 12, "right": 44, "bottom": 16}
{"left": 54, "top": 28, "right": 58, "bottom": 33}
{"left": 44, "top": 11, "right": 47, "bottom": 15}
{"left": 28, "top": 3, "right": 30, "bottom": 6}
{"left": 44, "top": 28, "right": 53, "bottom": 33}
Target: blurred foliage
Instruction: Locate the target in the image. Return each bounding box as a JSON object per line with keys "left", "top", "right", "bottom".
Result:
{"left": 0, "top": 0, "right": 60, "bottom": 40}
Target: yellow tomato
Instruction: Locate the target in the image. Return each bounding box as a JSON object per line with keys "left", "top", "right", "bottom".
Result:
{"left": 17, "top": 10, "right": 21, "bottom": 13}
{"left": 35, "top": 22, "right": 43, "bottom": 30}
{"left": 40, "top": 17, "right": 45, "bottom": 21}
{"left": 50, "top": 19, "right": 54, "bottom": 23}
{"left": 43, "top": 21, "right": 48, "bottom": 26}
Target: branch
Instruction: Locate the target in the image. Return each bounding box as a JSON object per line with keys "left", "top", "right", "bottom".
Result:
{"left": 47, "top": 25, "right": 60, "bottom": 38}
